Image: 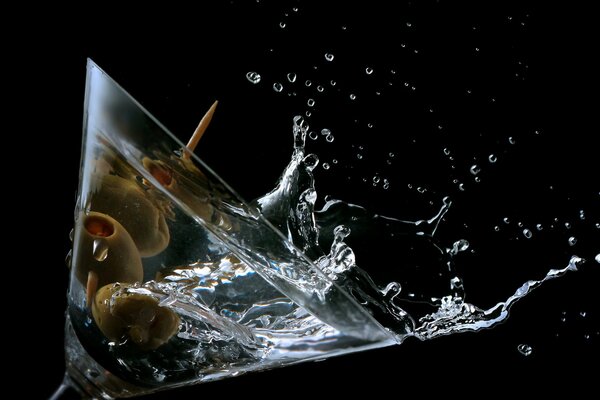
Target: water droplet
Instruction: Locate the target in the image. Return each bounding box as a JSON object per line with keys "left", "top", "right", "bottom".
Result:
{"left": 69, "top": 228, "right": 74, "bottom": 242}
{"left": 279, "top": 22, "right": 286, "bottom": 29}
{"left": 451, "top": 239, "right": 470, "bottom": 255}
{"left": 246, "top": 71, "right": 261, "bottom": 84}
{"left": 470, "top": 165, "right": 481, "bottom": 175}
{"left": 326, "top": 134, "right": 335, "bottom": 143}
{"left": 536, "top": 224, "right": 543, "bottom": 231}
{"left": 503, "top": 217, "right": 510, "bottom": 224}
{"left": 349, "top": 94, "right": 357, "bottom": 100}
{"left": 474, "top": 177, "right": 481, "bottom": 183}
{"left": 365, "top": 67, "right": 373, "bottom": 75}
{"left": 307, "top": 98, "right": 315, "bottom": 107}
{"left": 367, "top": 123, "right": 373, "bottom": 128}
{"left": 568, "top": 236, "right": 577, "bottom": 246}
{"left": 508, "top": 136, "right": 516, "bottom": 145}
{"left": 373, "top": 176, "right": 381, "bottom": 184}
{"left": 517, "top": 344, "right": 532, "bottom": 356}
{"left": 417, "top": 187, "right": 426, "bottom": 193}
{"left": 579, "top": 210, "right": 585, "bottom": 220}
{"left": 324, "top": 53, "right": 335, "bottom": 61}
{"left": 517, "top": 222, "right": 524, "bottom": 228}
{"left": 488, "top": 154, "right": 497, "bottom": 163}
{"left": 305, "top": 80, "right": 312, "bottom": 87}
{"left": 596, "top": 223, "right": 600, "bottom": 229}
{"left": 580, "top": 311, "right": 587, "bottom": 318}
{"left": 494, "top": 226, "right": 500, "bottom": 232}
{"left": 458, "top": 183, "right": 465, "bottom": 191}
{"left": 309, "top": 131, "right": 318, "bottom": 140}
{"left": 292, "top": 7, "right": 298, "bottom": 12}
{"left": 273, "top": 82, "right": 283, "bottom": 92}
{"left": 332, "top": 159, "right": 338, "bottom": 164}
{"left": 330, "top": 80, "right": 336, "bottom": 86}
{"left": 565, "top": 222, "right": 572, "bottom": 229}
{"left": 92, "top": 238, "right": 109, "bottom": 262}
{"left": 523, "top": 229, "right": 533, "bottom": 239}
{"left": 321, "top": 129, "right": 330, "bottom": 136}
{"left": 287, "top": 73, "right": 297, "bottom": 83}
{"left": 317, "top": 85, "right": 324, "bottom": 92}
{"left": 443, "top": 148, "right": 451, "bottom": 156}
{"left": 406, "top": 22, "right": 412, "bottom": 27}
{"left": 389, "top": 152, "right": 395, "bottom": 158}
{"left": 322, "top": 163, "right": 330, "bottom": 170}
{"left": 305, "top": 111, "right": 311, "bottom": 117}
{"left": 357, "top": 153, "right": 363, "bottom": 160}
{"left": 595, "top": 253, "right": 600, "bottom": 263}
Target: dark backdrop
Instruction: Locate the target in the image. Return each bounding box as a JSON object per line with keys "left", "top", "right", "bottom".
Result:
{"left": 13, "top": 1, "right": 597, "bottom": 398}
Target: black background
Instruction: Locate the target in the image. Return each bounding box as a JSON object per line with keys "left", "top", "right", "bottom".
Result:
{"left": 12, "top": 1, "right": 598, "bottom": 398}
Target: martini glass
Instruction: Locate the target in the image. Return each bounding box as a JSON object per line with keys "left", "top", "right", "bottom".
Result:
{"left": 54, "top": 60, "right": 397, "bottom": 399}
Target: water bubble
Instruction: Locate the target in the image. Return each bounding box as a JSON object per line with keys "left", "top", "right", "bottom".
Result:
{"left": 305, "top": 80, "right": 312, "bottom": 87}
{"left": 324, "top": 53, "right": 335, "bottom": 61}
{"left": 568, "top": 236, "right": 577, "bottom": 246}
{"left": 470, "top": 165, "right": 481, "bottom": 175}
{"left": 322, "top": 163, "right": 330, "bottom": 170}
{"left": 307, "top": 99, "right": 315, "bottom": 107}
{"left": 488, "top": 154, "right": 497, "bottom": 163}
{"left": 365, "top": 67, "right": 374, "bottom": 75}
{"left": 279, "top": 22, "right": 286, "bottom": 29}
{"left": 273, "top": 82, "right": 283, "bottom": 92}
{"left": 92, "top": 238, "right": 109, "bottom": 262}
{"left": 517, "top": 344, "right": 533, "bottom": 356}
{"left": 317, "top": 85, "right": 324, "bottom": 92}
{"left": 287, "top": 73, "right": 297, "bottom": 83}
{"left": 246, "top": 71, "right": 261, "bottom": 84}
{"left": 523, "top": 229, "right": 533, "bottom": 239}
{"left": 349, "top": 94, "right": 357, "bottom": 100}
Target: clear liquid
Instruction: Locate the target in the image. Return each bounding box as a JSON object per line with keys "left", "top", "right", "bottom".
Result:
{"left": 69, "top": 106, "right": 583, "bottom": 395}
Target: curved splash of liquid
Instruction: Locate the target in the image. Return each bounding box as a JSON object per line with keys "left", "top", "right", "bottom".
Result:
{"left": 255, "top": 116, "right": 583, "bottom": 340}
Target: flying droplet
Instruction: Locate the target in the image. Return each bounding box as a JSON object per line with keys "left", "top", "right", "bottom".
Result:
{"left": 508, "top": 136, "right": 516, "bottom": 144}
{"left": 305, "top": 80, "right": 312, "bottom": 87}
{"left": 517, "top": 344, "right": 532, "bottom": 356}
{"left": 523, "top": 229, "right": 533, "bottom": 239}
{"left": 503, "top": 217, "right": 510, "bottom": 224}
{"left": 443, "top": 148, "right": 451, "bottom": 156}
{"left": 470, "top": 165, "right": 481, "bottom": 175}
{"left": 349, "top": 94, "right": 357, "bottom": 100}
{"left": 488, "top": 154, "right": 497, "bottom": 163}
{"left": 579, "top": 210, "right": 585, "bottom": 220}
{"left": 365, "top": 67, "right": 373, "bottom": 75}
{"left": 326, "top": 134, "right": 334, "bottom": 143}
{"left": 565, "top": 222, "right": 572, "bottom": 229}
{"left": 451, "top": 239, "right": 470, "bottom": 255}
{"left": 246, "top": 71, "right": 261, "bottom": 84}
{"left": 595, "top": 253, "right": 600, "bottom": 263}
{"left": 373, "top": 176, "right": 381, "bottom": 184}
{"left": 92, "top": 238, "right": 109, "bottom": 262}
{"left": 279, "top": 22, "right": 286, "bottom": 29}
{"left": 357, "top": 153, "right": 363, "bottom": 160}
{"left": 322, "top": 163, "right": 330, "bottom": 170}
{"left": 273, "top": 82, "right": 283, "bottom": 92}
{"left": 287, "top": 73, "right": 297, "bottom": 83}
{"left": 325, "top": 53, "right": 335, "bottom": 61}
{"left": 536, "top": 224, "right": 543, "bottom": 231}
{"left": 568, "top": 236, "right": 577, "bottom": 246}
{"left": 317, "top": 85, "right": 324, "bottom": 92}
{"left": 309, "top": 131, "right": 318, "bottom": 140}
{"left": 330, "top": 80, "right": 336, "bottom": 86}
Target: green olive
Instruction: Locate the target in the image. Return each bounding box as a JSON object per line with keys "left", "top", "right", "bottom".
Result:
{"left": 91, "top": 174, "right": 170, "bottom": 257}
{"left": 143, "top": 157, "right": 233, "bottom": 231}
{"left": 74, "top": 212, "right": 143, "bottom": 289}
{"left": 92, "top": 283, "right": 181, "bottom": 350}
